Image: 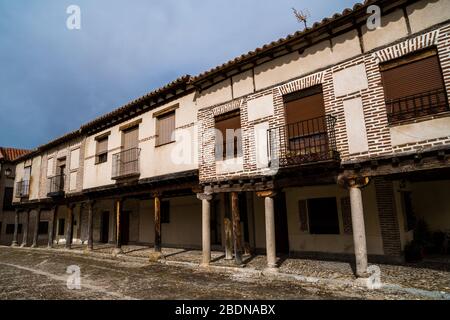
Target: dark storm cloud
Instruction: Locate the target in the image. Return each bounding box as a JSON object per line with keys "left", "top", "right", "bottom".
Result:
{"left": 0, "top": 0, "right": 358, "bottom": 149}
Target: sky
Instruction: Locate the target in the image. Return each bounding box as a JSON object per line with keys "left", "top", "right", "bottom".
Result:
{"left": 0, "top": 0, "right": 358, "bottom": 149}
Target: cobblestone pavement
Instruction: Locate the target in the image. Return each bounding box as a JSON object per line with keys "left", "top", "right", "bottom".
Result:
{"left": 0, "top": 246, "right": 448, "bottom": 300}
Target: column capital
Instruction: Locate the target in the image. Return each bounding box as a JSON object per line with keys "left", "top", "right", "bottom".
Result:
{"left": 151, "top": 192, "right": 162, "bottom": 199}
{"left": 256, "top": 190, "right": 277, "bottom": 198}
{"left": 86, "top": 199, "right": 96, "bottom": 207}
{"left": 197, "top": 193, "right": 213, "bottom": 201}
{"left": 338, "top": 174, "right": 370, "bottom": 189}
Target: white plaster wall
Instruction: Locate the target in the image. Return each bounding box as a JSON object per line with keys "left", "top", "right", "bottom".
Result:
{"left": 254, "top": 121, "right": 270, "bottom": 169}
{"left": 247, "top": 94, "right": 274, "bottom": 122}
{"left": 331, "top": 29, "right": 362, "bottom": 63}
{"left": 29, "top": 156, "right": 42, "bottom": 200}
{"left": 232, "top": 70, "right": 254, "bottom": 98}
{"left": 216, "top": 157, "right": 244, "bottom": 174}
{"left": 361, "top": 9, "right": 409, "bottom": 52}
{"left": 83, "top": 93, "right": 198, "bottom": 189}
{"left": 343, "top": 97, "right": 369, "bottom": 154}
{"left": 196, "top": 79, "right": 233, "bottom": 108}
{"left": 407, "top": 0, "right": 450, "bottom": 34}
{"left": 390, "top": 117, "right": 450, "bottom": 146}
{"left": 332, "top": 64, "right": 368, "bottom": 97}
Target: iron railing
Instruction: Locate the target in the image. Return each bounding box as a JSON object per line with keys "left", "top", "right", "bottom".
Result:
{"left": 15, "top": 180, "right": 30, "bottom": 198}
{"left": 267, "top": 115, "right": 339, "bottom": 167}
{"left": 47, "top": 174, "right": 66, "bottom": 196}
{"left": 386, "top": 88, "right": 449, "bottom": 123}
{"left": 112, "top": 147, "right": 141, "bottom": 179}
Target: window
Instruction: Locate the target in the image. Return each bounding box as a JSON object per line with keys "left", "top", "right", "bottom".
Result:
{"left": 214, "top": 110, "right": 242, "bottom": 160}
{"left": 38, "top": 221, "right": 48, "bottom": 235}
{"left": 307, "top": 197, "right": 340, "bottom": 234}
{"left": 3, "top": 187, "right": 14, "bottom": 211}
{"left": 156, "top": 111, "right": 176, "bottom": 146}
{"left": 58, "top": 218, "right": 65, "bottom": 235}
{"left": 380, "top": 48, "right": 448, "bottom": 123}
{"left": 283, "top": 85, "right": 328, "bottom": 156}
{"left": 95, "top": 136, "right": 108, "bottom": 164}
{"left": 6, "top": 224, "right": 22, "bottom": 234}
{"left": 161, "top": 200, "right": 170, "bottom": 224}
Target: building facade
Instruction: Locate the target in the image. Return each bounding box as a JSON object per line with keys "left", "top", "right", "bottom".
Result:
{"left": 0, "top": 147, "right": 30, "bottom": 245}
{"left": 10, "top": 0, "right": 450, "bottom": 277}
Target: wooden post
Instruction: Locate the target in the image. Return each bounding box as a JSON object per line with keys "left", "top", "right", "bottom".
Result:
{"left": 11, "top": 209, "right": 19, "bottom": 246}
{"left": 87, "top": 200, "right": 95, "bottom": 251}
{"left": 32, "top": 208, "right": 41, "bottom": 248}
{"left": 231, "top": 192, "right": 242, "bottom": 265}
{"left": 21, "top": 209, "right": 30, "bottom": 247}
{"left": 47, "top": 206, "right": 57, "bottom": 248}
{"left": 154, "top": 194, "right": 161, "bottom": 253}
{"left": 224, "top": 218, "right": 233, "bottom": 260}
{"left": 113, "top": 199, "right": 123, "bottom": 255}
{"left": 65, "top": 205, "right": 74, "bottom": 249}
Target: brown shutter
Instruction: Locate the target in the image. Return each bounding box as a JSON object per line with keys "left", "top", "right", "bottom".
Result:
{"left": 284, "top": 90, "right": 326, "bottom": 126}
{"left": 156, "top": 112, "right": 175, "bottom": 146}
{"left": 96, "top": 137, "right": 108, "bottom": 155}
{"left": 298, "top": 200, "right": 309, "bottom": 232}
{"left": 123, "top": 126, "right": 139, "bottom": 150}
{"left": 214, "top": 111, "right": 242, "bottom": 159}
{"left": 381, "top": 53, "right": 445, "bottom": 100}
{"left": 341, "top": 197, "right": 353, "bottom": 235}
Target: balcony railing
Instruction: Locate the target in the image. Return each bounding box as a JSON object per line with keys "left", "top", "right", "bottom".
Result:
{"left": 47, "top": 174, "right": 65, "bottom": 197}
{"left": 386, "top": 88, "right": 449, "bottom": 123}
{"left": 15, "top": 180, "right": 30, "bottom": 198}
{"left": 112, "top": 147, "right": 141, "bottom": 179}
{"left": 267, "top": 115, "right": 339, "bottom": 167}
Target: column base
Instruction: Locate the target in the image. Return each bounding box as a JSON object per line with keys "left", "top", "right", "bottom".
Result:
{"left": 200, "top": 262, "right": 210, "bottom": 268}
{"left": 20, "top": 243, "right": 27, "bottom": 248}
{"left": 112, "top": 247, "right": 123, "bottom": 256}
{"left": 11, "top": 242, "right": 18, "bottom": 247}
{"left": 264, "top": 267, "right": 279, "bottom": 274}
{"left": 31, "top": 243, "right": 38, "bottom": 248}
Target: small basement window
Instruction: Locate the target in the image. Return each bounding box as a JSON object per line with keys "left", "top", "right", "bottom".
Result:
{"left": 307, "top": 197, "right": 340, "bottom": 235}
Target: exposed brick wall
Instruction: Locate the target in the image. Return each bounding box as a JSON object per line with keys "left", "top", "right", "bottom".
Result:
{"left": 198, "top": 24, "right": 450, "bottom": 184}
{"left": 374, "top": 177, "right": 402, "bottom": 256}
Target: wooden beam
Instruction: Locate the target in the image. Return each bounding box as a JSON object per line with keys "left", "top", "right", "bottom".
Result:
{"left": 231, "top": 192, "right": 242, "bottom": 265}
{"left": 154, "top": 194, "right": 161, "bottom": 253}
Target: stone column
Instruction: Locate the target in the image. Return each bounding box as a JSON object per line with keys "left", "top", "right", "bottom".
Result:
{"left": 197, "top": 193, "right": 213, "bottom": 266}
{"left": 348, "top": 177, "right": 370, "bottom": 277}
{"left": 31, "top": 208, "right": 41, "bottom": 248}
{"left": 154, "top": 194, "right": 161, "bottom": 253}
{"left": 65, "top": 204, "right": 74, "bottom": 249}
{"left": 113, "top": 199, "right": 123, "bottom": 255}
{"left": 21, "top": 209, "right": 30, "bottom": 247}
{"left": 87, "top": 200, "right": 95, "bottom": 251}
{"left": 257, "top": 190, "right": 278, "bottom": 269}
{"left": 47, "top": 206, "right": 57, "bottom": 248}
{"left": 11, "top": 209, "right": 19, "bottom": 246}
{"left": 231, "top": 192, "right": 242, "bottom": 265}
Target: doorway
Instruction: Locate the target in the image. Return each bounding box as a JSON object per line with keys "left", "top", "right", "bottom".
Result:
{"left": 120, "top": 211, "right": 130, "bottom": 245}
{"left": 101, "top": 211, "right": 109, "bottom": 244}
{"left": 275, "top": 192, "right": 290, "bottom": 254}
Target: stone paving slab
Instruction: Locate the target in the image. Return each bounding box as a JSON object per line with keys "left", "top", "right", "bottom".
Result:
{"left": 38, "top": 244, "right": 450, "bottom": 296}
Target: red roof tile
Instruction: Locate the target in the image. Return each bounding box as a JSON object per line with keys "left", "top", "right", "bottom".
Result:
{"left": 0, "top": 147, "right": 31, "bottom": 162}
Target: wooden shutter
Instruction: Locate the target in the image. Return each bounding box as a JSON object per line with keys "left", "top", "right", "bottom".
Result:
{"left": 214, "top": 111, "right": 242, "bottom": 159}
{"left": 156, "top": 112, "right": 175, "bottom": 146}
{"left": 381, "top": 52, "right": 445, "bottom": 100}
{"left": 96, "top": 137, "right": 108, "bottom": 155}
{"left": 284, "top": 85, "right": 325, "bottom": 125}
{"left": 298, "top": 200, "right": 309, "bottom": 232}
{"left": 123, "top": 126, "right": 139, "bottom": 150}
